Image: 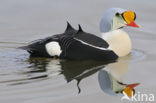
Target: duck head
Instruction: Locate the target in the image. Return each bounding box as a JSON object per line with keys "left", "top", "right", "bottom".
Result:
{"left": 100, "top": 8, "right": 140, "bottom": 32}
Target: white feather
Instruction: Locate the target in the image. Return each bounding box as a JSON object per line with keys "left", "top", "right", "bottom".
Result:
{"left": 74, "top": 38, "right": 110, "bottom": 51}
{"left": 102, "top": 29, "right": 132, "bottom": 57}
{"left": 45, "top": 41, "right": 62, "bottom": 56}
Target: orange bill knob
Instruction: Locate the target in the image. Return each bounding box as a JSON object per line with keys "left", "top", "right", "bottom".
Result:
{"left": 122, "top": 11, "right": 140, "bottom": 28}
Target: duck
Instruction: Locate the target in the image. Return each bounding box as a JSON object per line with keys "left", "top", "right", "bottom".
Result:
{"left": 19, "top": 8, "right": 140, "bottom": 61}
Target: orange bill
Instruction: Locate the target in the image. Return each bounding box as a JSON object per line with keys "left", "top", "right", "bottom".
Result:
{"left": 122, "top": 11, "right": 140, "bottom": 28}
{"left": 127, "top": 83, "right": 140, "bottom": 88}
{"left": 123, "top": 83, "right": 140, "bottom": 97}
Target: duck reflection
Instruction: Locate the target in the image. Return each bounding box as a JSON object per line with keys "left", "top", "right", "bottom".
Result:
{"left": 26, "top": 54, "right": 139, "bottom": 97}
{"left": 59, "top": 60, "right": 110, "bottom": 93}
{"left": 98, "top": 55, "right": 140, "bottom": 97}
{"left": 28, "top": 58, "right": 112, "bottom": 93}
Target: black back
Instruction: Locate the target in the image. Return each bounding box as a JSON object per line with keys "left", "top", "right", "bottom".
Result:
{"left": 60, "top": 39, "right": 118, "bottom": 61}
{"left": 74, "top": 25, "right": 109, "bottom": 48}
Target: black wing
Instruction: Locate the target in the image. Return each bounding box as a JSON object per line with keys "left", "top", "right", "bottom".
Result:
{"left": 59, "top": 37, "right": 118, "bottom": 61}
{"left": 59, "top": 25, "right": 117, "bottom": 60}
{"left": 74, "top": 25, "right": 109, "bottom": 48}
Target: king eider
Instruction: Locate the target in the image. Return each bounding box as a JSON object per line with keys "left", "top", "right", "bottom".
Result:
{"left": 19, "top": 8, "right": 140, "bottom": 61}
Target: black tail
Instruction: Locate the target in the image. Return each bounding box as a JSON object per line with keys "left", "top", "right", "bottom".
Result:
{"left": 17, "top": 45, "right": 30, "bottom": 50}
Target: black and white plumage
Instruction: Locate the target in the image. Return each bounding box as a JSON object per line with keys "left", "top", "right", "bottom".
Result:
{"left": 19, "top": 22, "right": 118, "bottom": 61}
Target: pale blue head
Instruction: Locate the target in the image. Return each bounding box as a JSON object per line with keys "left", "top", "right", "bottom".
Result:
{"left": 100, "top": 8, "right": 140, "bottom": 33}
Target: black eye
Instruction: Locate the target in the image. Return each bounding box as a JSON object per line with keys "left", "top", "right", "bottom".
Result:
{"left": 115, "top": 12, "right": 120, "bottom": 16}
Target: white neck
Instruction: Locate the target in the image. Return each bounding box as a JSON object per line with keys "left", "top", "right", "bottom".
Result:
{"left": 102, "top": 29, "right": 132, "bottom": 57}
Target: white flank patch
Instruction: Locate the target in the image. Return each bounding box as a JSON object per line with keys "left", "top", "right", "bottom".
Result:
{"left": 45, "top": 41, "right": 62, "bottom": 56}
{"left": 74, "top": 38, "right": 110, "bottom": 51}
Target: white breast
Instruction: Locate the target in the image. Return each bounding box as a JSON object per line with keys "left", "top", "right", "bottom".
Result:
{"left": 45, "top": 41, "right": 62, "bottom": 56}
{"left": 102, "top": 29, "right": 131, "bottom": 57}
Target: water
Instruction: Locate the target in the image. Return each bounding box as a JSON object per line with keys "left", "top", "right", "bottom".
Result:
{"left": 0, "top": 0, "right": 156, "bottom": 103}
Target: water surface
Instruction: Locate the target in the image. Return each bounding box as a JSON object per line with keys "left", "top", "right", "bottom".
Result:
{"left": 0, "top": 0, "right": 156, "bottom": 103}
